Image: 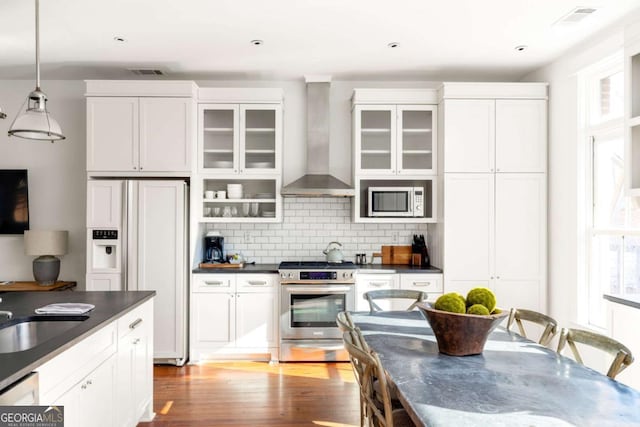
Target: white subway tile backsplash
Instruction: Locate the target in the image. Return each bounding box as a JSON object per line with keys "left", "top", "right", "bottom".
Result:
{"left": 215, "top": 197, "right": 428, "bottom": 263}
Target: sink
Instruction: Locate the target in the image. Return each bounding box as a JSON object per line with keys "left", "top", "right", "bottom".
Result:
{"left": 0, "top": 316, "right": 88, "bottom": 353}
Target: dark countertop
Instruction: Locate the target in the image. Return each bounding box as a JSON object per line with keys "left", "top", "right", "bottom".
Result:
{"left": 0, "top": 291, "right": 155, "bottom": 392}
{"left": 192, "top": 264, "right": 280, "bottom": 274}
{"left": 352, "top": 311, "right": 640, "bottom": 427}
{"left": 604, "top": 293, "right": 640, "bottom": 310}
{"left": 192, "top": 263, "right": 442, "bottom": 274}
{"left": 355, "top": 264, "right": 442, "bottom": 274}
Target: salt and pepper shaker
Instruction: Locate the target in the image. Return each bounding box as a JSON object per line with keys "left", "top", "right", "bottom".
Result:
{"left": 355, "top": 253, "right": 367, "bottom": 265}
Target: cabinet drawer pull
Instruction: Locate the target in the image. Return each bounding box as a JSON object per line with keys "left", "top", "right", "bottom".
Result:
{"left": 412, "top": 282, "right": 432, "bottom": 287}
{"left": 204, "top": 281, "right": 224, "bottom": 286}
{"left": 133, "top": 338, "right": 141, "bottom": 345}
{"left": 129, "top": 318, "right": 143, "bottom": 330}
{"left": 247, "top": 280, "right": 267, "bottom": 286}
{"left": 369, "top": 282, "right": 389, "bottom": 287}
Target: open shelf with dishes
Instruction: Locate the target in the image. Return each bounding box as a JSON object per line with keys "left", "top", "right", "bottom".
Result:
{"left": 197, "top": 176, "right": 282, "bottom": 223}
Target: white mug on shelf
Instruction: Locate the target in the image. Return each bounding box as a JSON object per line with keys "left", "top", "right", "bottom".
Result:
{"left": 204, "top": 190, "right": 215, "bottom": 199}
{"left": 216, "top": 190, "right": 226, "bottom": 199}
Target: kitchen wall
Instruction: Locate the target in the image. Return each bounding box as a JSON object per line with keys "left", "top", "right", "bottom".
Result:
{"left": 0, "top": 80, "right": 86, "bottom": 285}
{"left": 0, "top": 78, "right": 439, "bottom": 287}
{"left": 523, "top": 10, "right": 640, "bottom": 387}
{"left": 207, "top": 197, "right": 429, "bottom": 264}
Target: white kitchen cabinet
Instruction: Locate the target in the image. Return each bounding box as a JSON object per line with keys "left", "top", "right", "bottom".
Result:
{"left": 116, "top": 300, "right": 154, "bottom": 427}
{"left": 38, "top": 299, "right": 154, "bottom": 427}
{"left": 442, "top": 99, "right": 546, "bottom": 173}
{"left": 190, "top": 273, "right": 279, "bottom": 361}
{"left": 443, "top": 173, "right": 546, "bottom": 312}
{"left": 399, "top": 274, "right": 444, "bottom": 302}
{"left": 198, "top": 103, "right": 282, "bottom": 175}
{"left": 355, "top": 273, "right": 400, "bottom": 311}
{"left": 353, "top": 104, "right": 436, "bottom": 176}
{"left": 87, "top": 97, "right": 193, "bottom": 173}
{"left": 54, "top": 355, "right": 116, "bottom": 427}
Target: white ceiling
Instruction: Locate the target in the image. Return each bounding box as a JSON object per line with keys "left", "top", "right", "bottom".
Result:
{"left": 1, "top": 0, "right": 640, "bottom": 81}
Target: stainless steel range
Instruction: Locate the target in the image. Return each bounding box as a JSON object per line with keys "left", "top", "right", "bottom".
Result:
{"left": 279, "top": 261, "right": 356, "bottom": 362}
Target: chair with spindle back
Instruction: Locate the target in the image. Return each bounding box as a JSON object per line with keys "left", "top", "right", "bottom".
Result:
{"left": 363, "top": 289, "right": 427, "bottom": 313}
{"left": 342, "top": 331, "right": 415, "bottom": 427}
{"left": 557, "top": 327, "right": 635, "bottom": 379}
{"left": 507, "top": 308, "right": 558, "bottom": 346}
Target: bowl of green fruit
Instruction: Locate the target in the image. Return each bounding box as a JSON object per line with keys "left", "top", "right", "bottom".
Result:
{"left": 416, "top": 288, "right": 508, "bottom": 356}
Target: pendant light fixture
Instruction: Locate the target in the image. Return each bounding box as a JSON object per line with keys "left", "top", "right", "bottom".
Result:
{"left": 8, "top": 0, "right": 64, "bottom": 142}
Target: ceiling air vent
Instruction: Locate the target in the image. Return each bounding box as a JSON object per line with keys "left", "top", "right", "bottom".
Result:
{"left": 554, "top": 7, "right": 599, "bottom": 25}
{"left": 128, "top": 69, "right": 166, "bottom": 76}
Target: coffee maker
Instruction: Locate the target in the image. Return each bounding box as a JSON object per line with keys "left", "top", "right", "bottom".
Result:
{"left": 204, "top": 232, "right": 224, "bottom": 263}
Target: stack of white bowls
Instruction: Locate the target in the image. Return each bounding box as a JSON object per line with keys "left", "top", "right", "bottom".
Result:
{"left": 227, "top": 183, "right": 243, "bottom": 199}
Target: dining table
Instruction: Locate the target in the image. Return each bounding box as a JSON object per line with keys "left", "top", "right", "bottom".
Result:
{"left": 351, "top": 310, "right": 640, "bottom": 427}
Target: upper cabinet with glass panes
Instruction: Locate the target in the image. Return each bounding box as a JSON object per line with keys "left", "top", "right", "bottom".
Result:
{"left": 197, "top": 88, "right": 283, "bottom": 175}
{"left": 352, "top": 90, "right": 438, "bottom": 176}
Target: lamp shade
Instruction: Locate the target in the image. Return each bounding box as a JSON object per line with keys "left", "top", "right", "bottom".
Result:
{"left": 24, "top": 230, "right": 68, "bottom": 256}
{"left": 9, "top": 108, "right": 64, "bottom": 141}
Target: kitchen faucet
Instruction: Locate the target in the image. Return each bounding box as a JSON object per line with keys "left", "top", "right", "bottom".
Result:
{"left": 0, "top": 297, "right": 12, "bottom": 320}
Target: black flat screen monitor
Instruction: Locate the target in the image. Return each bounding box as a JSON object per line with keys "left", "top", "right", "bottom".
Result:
{"left": 0, "top": 170, "right": 29, "bottom": 234}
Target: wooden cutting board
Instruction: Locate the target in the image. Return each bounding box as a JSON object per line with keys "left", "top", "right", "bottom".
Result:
{"left": 198, "top": 262, "right": 244, "bottom": 269}
{"left": 381, "top": 245, "right": 413, "bottom": 265}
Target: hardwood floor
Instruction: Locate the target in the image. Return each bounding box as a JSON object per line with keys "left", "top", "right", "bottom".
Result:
{"left": 138, "top": 362, "right": 360, "bottom": 427}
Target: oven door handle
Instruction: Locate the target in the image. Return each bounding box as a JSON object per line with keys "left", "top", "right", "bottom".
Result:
{"left": 284, "top": 286, "right": 353, "bottom": 293}
{"left": 290, "top": 343, "right": 345, "bottom": 351}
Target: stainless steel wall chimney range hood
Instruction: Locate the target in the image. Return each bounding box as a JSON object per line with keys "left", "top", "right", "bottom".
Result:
{"left": 281, "top": 78, "right": 355, "bottom": 197}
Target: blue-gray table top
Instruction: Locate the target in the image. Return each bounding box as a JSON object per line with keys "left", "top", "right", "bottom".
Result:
{"left": 351, "top": 311, "right": 640, "bottom": 427}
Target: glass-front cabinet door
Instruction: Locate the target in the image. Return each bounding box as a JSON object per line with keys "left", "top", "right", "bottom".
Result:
{"left": 355, "top": 105, "right": 396, "bottom": 175}
{"left": 240, "top": 104, "right": 281, "bottom": 174}
{"left": 199, "top": 104, "right": 239, "bottom": 173}
{"left": 397, "top": 105, "right": 436, "bottom": 174}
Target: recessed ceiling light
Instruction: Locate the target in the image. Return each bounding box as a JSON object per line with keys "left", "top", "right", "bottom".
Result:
{"left": 515, "top": 45, "right": 528, "bottom": 52}
{"left": 388, "top": 42, "right": 400, "bottom": 48}
{"left": 251, "top": 40, "right": 264, "bottom": 46}
{"left": 114, "top": 36, "right": 127, "bottom": 43}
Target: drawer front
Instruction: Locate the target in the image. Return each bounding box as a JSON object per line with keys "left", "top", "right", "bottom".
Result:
{"left": 38, "top": 322, "right": 117, "bottom": 404}
{"left": 236, "top": 274, "right": 278, "bottom": 293}
{"left": 193, "top": 274, "right": 236, "bottom": 293}
{"left": 399, "top": 274, "right": 444, "bottom": 293}
{"left": 117, "top": 299, "right": 153, "bottom": 339}
{"left": 356, "top": 274, "right": 399, "bottom": 290}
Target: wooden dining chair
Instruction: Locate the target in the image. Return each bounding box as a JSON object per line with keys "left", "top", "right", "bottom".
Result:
{"left": 363, "top": 289, "right": 427, "bottom": 313}
{"left": 507, "top": 308, "right": 558, "bottom": 346}
{"left": 342, "top": 331, "right": 415, "bottom": 427}
{"left": 557, "top": 327, "right": 635, "bottom": 379}
{"left": 337, "top": 311, "right": 355, "bottom": 332}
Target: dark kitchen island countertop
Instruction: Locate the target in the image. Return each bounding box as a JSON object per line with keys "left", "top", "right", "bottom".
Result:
{"left": 192, "top": 263, "right": 443, "bottom": 274}
{"left": 0, "top": 291, "right": 155, "bottom": 392}
{"left": 604, "top": 293, "right": 640, "bottom": 310}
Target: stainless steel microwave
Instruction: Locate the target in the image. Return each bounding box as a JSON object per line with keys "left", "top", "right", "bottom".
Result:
{"left": 368, "top": 187, "right": 424, "bottom": 217}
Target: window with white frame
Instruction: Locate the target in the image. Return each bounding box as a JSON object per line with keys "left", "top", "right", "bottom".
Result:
{"left": 583, "top": 53, "right": 640, "bottom": 328}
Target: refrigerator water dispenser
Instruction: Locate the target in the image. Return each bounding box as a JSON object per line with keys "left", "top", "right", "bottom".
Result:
{"left": 91, "top": 229, "right": 119, "bottom": 271}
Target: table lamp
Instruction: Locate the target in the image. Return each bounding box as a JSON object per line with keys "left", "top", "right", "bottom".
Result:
{"left": 24, "top": 230, "right": 68, "bottom": 285}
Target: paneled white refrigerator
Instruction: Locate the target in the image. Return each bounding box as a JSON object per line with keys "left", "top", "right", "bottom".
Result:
{"left": 86, "top": 179, "right": 188, "bottom": 366}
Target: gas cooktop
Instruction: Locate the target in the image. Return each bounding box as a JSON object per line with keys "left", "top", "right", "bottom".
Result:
{"left": 279, "top": 261, "right": 356, "bottom": 270}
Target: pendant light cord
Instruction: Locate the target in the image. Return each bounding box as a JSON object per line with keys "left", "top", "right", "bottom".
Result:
{"left": 35, "top": 0, "right": 40, "bottom": 90}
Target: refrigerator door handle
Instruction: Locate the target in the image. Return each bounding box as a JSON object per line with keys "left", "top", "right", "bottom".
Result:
{"left": 124, "top": 180, "right": 136, "bottom": 291}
